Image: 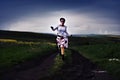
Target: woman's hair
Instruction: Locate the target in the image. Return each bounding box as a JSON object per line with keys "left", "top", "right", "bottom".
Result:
{"left": 60, "top": 18, "right": 65, "bottom": 22}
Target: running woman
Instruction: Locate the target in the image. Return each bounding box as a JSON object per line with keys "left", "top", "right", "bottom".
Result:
{"left": 51, "top": 18, "right": 69, "bottom": 60}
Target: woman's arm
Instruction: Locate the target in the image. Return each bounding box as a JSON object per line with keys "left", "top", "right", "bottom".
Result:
{"left": 51, "top": 26, "right": 58, "bottom": 31}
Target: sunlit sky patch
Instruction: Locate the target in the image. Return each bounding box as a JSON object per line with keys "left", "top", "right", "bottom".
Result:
{"left": 0, "top": 0, "right": 120, "bottom": 35}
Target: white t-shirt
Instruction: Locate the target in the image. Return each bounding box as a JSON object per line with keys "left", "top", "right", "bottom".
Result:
{"left": 55, "top": 25, "right": 69, "bottom": 37}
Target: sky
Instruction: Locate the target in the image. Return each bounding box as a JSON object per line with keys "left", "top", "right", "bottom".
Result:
{"left": 0, "top": 0, "right": 120, "bottom": 35}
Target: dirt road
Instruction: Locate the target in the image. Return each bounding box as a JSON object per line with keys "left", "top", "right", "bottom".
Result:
{"left": 1, "top": 49, "right": 114, "bottom": 80}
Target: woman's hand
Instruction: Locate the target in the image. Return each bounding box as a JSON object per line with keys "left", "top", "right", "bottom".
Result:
{"left": 50, "top": 26, "right": 54, "bottom": 31}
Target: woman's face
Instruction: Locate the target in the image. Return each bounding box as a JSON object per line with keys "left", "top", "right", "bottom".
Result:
{"left": 60, "top": 20, "right": 65, "bottom": 25}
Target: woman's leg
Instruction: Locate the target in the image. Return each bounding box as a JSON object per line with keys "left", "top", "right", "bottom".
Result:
{"left": 61, "top": 47, "right": 64, "bottom": 55}
{"left": 61, "top": 47, "right": 65, "bottom": 60}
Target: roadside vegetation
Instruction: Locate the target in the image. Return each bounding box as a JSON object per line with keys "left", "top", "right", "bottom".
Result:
{"left": 0, "top": 39, "right": 56, "bottom": 74}
{"left": 71, "top": 37, "right": 120, "bottom": 80}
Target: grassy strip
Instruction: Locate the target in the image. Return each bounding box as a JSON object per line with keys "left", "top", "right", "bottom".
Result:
{"left": 0, "top": 41, "right": 56, "bottom": 71}
{"left": 38, "top": 49, "right": 72, "bottom": 80}
{"left": 72, "top": 43, "right": 120, "bottom": 80}
{"left": 50, "top": 49, "right": 72, "bottom": 74}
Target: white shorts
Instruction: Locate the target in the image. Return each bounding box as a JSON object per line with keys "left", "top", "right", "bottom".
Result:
{"left": 56, "top": 37, "right": 68, "bottom": 48}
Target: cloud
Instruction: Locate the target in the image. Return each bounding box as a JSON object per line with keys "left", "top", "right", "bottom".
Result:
{"left": 3, "top": 9, "right": 119, "bottom": 35}
{"left": 0, "top": 0, "right": 120, "bottom": 35}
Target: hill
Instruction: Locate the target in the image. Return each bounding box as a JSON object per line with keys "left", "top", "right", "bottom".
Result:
{"left": 0, "top": 30, "right": 56, "bottom": 42}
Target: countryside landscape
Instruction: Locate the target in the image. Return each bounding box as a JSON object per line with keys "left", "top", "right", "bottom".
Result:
{"left": 0, "top": 30, "right": 120, "bottom": 80}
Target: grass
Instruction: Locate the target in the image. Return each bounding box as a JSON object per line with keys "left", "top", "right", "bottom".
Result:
{"left": 0, "top": 32, "right": 120, "bottom": 80}
{"left": 72, "top": 43, "right": 120, "bottom": 80}
{"left": 0, "top": 39, "right": 56, "bottom": 73}
{"left": 39, "top": 49, "right": 72, "bottom": 80}
{"left": 49, "top": 49, "right": 72, "bottom": 76}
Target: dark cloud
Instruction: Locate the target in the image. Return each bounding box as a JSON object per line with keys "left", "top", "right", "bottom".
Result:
{"left": 0, "top": 0, "right": 120, "bottom": 34}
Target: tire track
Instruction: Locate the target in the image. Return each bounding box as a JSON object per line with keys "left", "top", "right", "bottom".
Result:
{"left": 48, "top": 49, "right": 114, "bottom": 80}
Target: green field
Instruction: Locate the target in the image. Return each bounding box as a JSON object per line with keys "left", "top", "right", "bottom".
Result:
{"left": 0, "top": 38, "right": 56, "bottom": 74}
{"left": 70, "top": 36, "right": 120, "bottom": 80}
{"left": 0, "top": 30, "right": 120, "bottom": 80}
